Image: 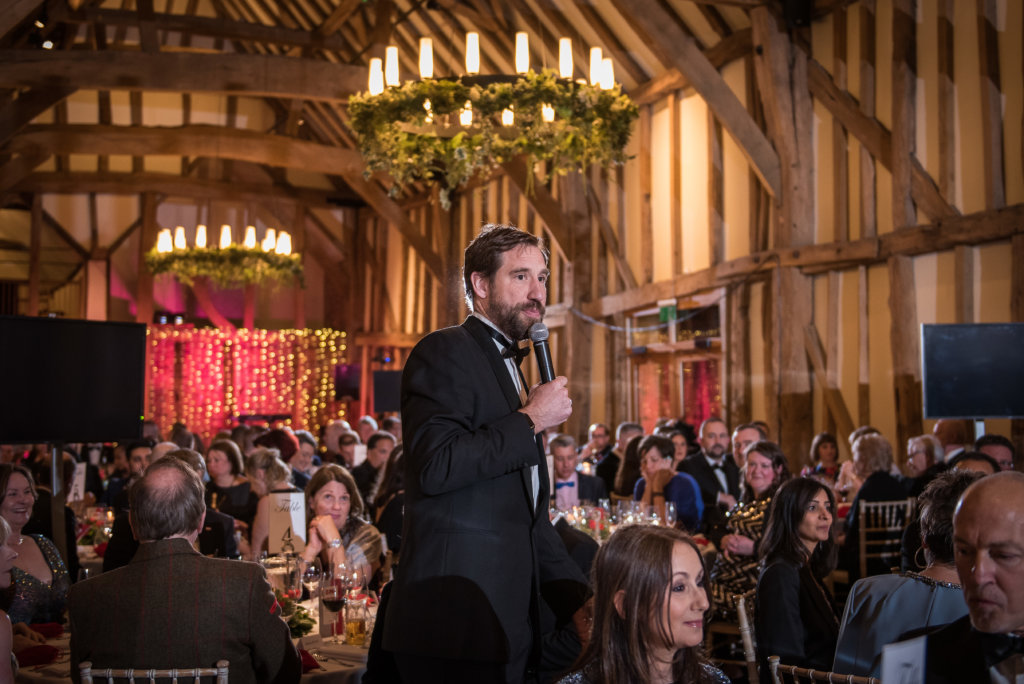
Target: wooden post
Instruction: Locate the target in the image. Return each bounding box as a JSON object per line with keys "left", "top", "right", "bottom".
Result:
{"left": 563, "top": 171, "right": 592, "bottom": 441}
{"left": 888, "top": 255, "right": 923, "bottom": 450}
{"left": 726, "top": 282, "right": 751, "bottom": 429}
{"left": 292, "top": 203, "right": 306, "bottom": 330}
{"left": 1012, "top": 234, "right": 1024, "bottom": 466}
{"left": 136, "top": 192, "right": 157, "bottom": 325}
{"left": 28, "top": 194, "right": 41, "bottom": 315}
{"left": 892, "top": 0, "right": 917, "bottom": 229}
{"left": 859, "top": 0, "right": 878, "bottom": 238}
{"left": 977, "top": 0, "right": 1005, "bottom": 209}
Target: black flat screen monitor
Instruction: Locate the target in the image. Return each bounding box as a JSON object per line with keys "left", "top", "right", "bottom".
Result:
{"left": 921, "top": 323, "right": 1024, "bottom": 419}
{"left": 0, "top": 316, "right": 146, "bottom": 443}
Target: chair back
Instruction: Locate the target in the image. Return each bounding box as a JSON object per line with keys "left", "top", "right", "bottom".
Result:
{"left": 736, "top": 588, "right": 758, "bottom": 682}
{"left": 768, "top": 655, "right": 881, "bottom": 684}
{"left": 79, "top": 660, "right": 230, "bottom": 684}
{"left": 858, "top": 498, "right": 915, "bottom": 578}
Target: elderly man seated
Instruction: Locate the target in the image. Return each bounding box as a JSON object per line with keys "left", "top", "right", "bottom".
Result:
{"left": 69, "top": 456, "right": 300, "bottom": 683}
{"left": 898, "top": 471, "right": 1024, "bottom": 682}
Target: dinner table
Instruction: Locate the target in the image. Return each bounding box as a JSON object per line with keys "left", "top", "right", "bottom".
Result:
{"left": 14, "top": 599, "right": 369, "bottom": 684}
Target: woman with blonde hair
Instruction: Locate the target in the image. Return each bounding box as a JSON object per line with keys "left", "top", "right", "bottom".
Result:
{"left": 243, "top": 447, "right": 296, "bottom": 560}
{"left": 557, "top": 525, "right": 727, "bottom": 684}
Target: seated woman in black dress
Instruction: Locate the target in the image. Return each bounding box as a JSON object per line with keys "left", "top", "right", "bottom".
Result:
{"left": 755, "top": 477, "right": 839, "bottom": 682}
{"left": 557, "top": 525, "right": 728, "bottom": 684}
{"left": 205, "top": 439, "right": 259, "bottom": 528}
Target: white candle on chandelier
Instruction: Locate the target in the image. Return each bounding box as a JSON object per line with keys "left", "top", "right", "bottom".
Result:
{"left": 465, "top": 32, "right": 480, "bottom": 75}
{"left": 384, "top": 46, "right": 400, "bottom": 87}
{"left": 262, "top": 228, "right": 276, "bottom": 252}
{"left": 195, "top": 224, "right": 207, "bottom": 248}
{"left": 368, "top": 58, "right": 384, "bottom": 96}
{"left": 173, "top": 226, "right": 187, "bottom": 250}
{"left": 515, "top": 32, "right": 529, "bottom": 74}
{"left": 219, "top": 224, "right": 232, "bottom": 249}
{"left": 244, "top": 225, "right": 257, "bottom": 249}
{"left": 156, "top": 229, "right": 172, "bottom": 253}
{"left": 600, "top": 58, "right": 614, "bottom": 90}
{"left": 559, "top": 38, "right": 573, "bottom": 79}
{"left": 589, "top": 47, "right": 603, "bottom": 86}
{"left": 275, "top": 232, "right": 292, "bottom": 256}
{"left": 541, "top": 103, "right": 554, "bottom": 123}
{"left": 501, "top": 108, "right": 514, "bottom": 126}
{"left": 419, "top": 38, "right": 433, "bottom": 79}
{"left": 460, "top": 101, "right": 473, "bottom": 127}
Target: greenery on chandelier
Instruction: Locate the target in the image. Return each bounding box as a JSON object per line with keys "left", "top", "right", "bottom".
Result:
{"left": 145, "top": 245, "right": 304, "bottom": 288}
{"left": 349, "top": 69, "right": 639, "bottom": 209}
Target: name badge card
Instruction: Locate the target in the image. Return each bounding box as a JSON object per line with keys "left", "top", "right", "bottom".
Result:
{"left": 268, "top": 491, "right": 307, "bottom": 555}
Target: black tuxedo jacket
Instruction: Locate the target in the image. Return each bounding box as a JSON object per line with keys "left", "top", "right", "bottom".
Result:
{"left": 382, "top": 316, "right": 588, "bottom": 664}
{"left": 906, "top": 615, "right": 988, "bottom": 683}
{"left": 681, "top": 452, "right": 740, "bottom": 532}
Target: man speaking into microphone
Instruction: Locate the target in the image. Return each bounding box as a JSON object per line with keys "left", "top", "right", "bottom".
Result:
{"left": 377, "top": 224, "right": 590, "bottom": 684}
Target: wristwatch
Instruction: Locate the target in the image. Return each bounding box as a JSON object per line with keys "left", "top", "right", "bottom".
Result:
{"left": 328, "top": 538, "right": 342, "bottom": 549}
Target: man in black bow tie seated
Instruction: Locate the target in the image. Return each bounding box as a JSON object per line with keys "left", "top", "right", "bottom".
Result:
{"left": 904, "top": 471, "right": 1024, "bottom": 683}
{"left": 550, "top": 435, "right": 607, "bottom": 510}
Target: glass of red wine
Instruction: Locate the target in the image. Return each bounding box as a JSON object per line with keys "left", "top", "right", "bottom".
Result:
{"left": 321, "top": 561, "right": 353, "bottom": 642}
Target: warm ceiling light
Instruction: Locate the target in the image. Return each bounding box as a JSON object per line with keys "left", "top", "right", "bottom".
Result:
{"left": 368, "top": 58, "right": 384, "bottom": 96}
{"left": 384, "top": 46, "right": 399, "bottom": 87}
{"left": 195, "top": 224, "right": 207, "bottom": 248}
{"left": 419, "top": 38, "right": 433, "bottom": 79}
{"left": 589, "top": 47, "right": 603, "bottom": 86}
{"left": 559, "top": 38, "right": 573, "bottom": 79}
{"left": 465, "top": 32, "right": 480, "bottom": 75}
{"left": 515, "top": 32, "right": 529, "bottom": 74}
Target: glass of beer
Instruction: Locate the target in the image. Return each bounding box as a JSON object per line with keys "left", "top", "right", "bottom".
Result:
{"left": 344, "top": 597, "right": 368, "bottom": 646}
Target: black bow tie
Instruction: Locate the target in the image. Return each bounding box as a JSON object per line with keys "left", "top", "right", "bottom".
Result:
{"left": 978, "top": 630, "right": 1024, "bottom": 668}
{"left": 488, "top": 327, "right": 530, "bottom": 365}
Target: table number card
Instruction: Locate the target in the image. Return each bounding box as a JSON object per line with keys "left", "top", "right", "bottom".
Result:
{"left": 268, "top": 491, "right": 307, "bottom": 555}
{"left": 69, "top": 462, "right": 87, "bottom": 502}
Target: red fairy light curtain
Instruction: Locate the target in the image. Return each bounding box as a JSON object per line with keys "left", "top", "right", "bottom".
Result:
{"left": 146, "top": 326, "right": 349, "bottom": 442}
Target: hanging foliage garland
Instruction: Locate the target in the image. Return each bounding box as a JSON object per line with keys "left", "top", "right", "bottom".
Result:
{"left": 349, "top": 69, "right": 639, "bottom": 209}
{"left": 145, "top": 245, "right": 304, "bottom": 288}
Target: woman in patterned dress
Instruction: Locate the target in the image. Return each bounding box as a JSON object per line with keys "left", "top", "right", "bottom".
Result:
{"left": 709, "top": 441, "right": 791, "bottom": 618}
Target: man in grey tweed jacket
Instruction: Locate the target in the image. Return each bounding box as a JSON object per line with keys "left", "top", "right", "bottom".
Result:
{"left": 69, "top": 457, "right": 300, "bottom": 684}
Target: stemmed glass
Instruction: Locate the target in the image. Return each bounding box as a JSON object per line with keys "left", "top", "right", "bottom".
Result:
{"left": 321, "top": 561, "right": 353, "bottom": 643}
{"left": 300, "top": 557, "right": 322, "bottom": 602}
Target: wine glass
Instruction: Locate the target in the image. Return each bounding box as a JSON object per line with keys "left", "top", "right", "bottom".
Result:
{"left": 301, "top": 557, "right": 322, "bottom": 602}
{"left": 321, "top": 561, "right": 353, "bottom": 642}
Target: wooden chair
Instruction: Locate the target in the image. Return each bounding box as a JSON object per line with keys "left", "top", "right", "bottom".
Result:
{"left": 858, "top": 498, "right": 915, "bottom": 578}
{"left": 768, "top": 656, "right": 880, "bottom": 684}
{"left": 79, "top": 660, "right": 229, "bottom": 684}
{"left": 736, "top": 588, "right": 758, "bottom": 682}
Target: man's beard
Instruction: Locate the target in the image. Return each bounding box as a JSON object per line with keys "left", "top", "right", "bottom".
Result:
{"left": 490, "top": 297, "right": 545, "bottom": 341}
{"left": 706, "top": 443, "right": 726, "bottom": 458}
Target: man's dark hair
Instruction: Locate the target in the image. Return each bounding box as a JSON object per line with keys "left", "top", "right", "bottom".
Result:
{"left": 294, "top": 429, "right": 317, "bottom": 450}
{"left": 463, "top": 224, "right": 549, "bottom": 310}
{"left": 129, "top": 456, "right": 206, "bottom": 542}
{"left": 975, "top": 433, "right": 1015, "bottom": 458}
{"left": 734, "top": 422, "right": 768, "bottom": 440}
{"left": 615, "top": 422, "right": 644, "bottom": 440}
{"left": 918, "top": 469, "right": 983, "bottom": 565}
{"left": 949, "top": 450, "right": 1001, "bottom": 473}
{"left": 381, "top": 416, "right": 401, "bottom": 432}
{"left": 125, "top": 439, "right": 155, "bottom": 458}
{"left": 167, "top": 448, "right": 206, "bottom": 477}
{"left": 367, "top": 430, "right": 396, "bottom": 452}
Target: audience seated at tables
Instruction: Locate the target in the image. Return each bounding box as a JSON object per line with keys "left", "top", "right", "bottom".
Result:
{"left": 0, "top": 464, "right": 69, "bottom": 625}
{"left": 371, "top": 446, "right": 405, "bottom": 560}
{"left": 802, "top": 432, "right": 841, "bottom": 491}
{"left": 104, "top": 450, "right": 239, "bottom": 570}
{"left": 681, "top": 418, "right": 741, "bottom": 536}
{"left": 253, "top": 428, "right": 305, "bottom": 489}
{"left": 205, "top": 439, "right": 259, "bottom": 528}
{"left": 838, "top": 433, "right": 907, "bottom": 581}
{"left": 601, "top": 422, "right": 643, "bottom": 496}
{"left": 634, "top": 435, "right": 703, "bottom": 532}
{"left": 69, "top": 456, "right": 300, "bottom": 684}
{"left": 892, "top": 471, "right": 1024, "bottom": 682}
{"left": 709, "top": 440, "right": 792, "bottom": 618}
{"left": 904, "top": 434, "right": 949, "bottom": 498}
{"left": 556, "top": 525, "right": 728, "bottom": 684}
{"left": 612, "top": 434, "right": 643, "bottom": 500}
{"left": 242, "top": 447, "right": 298, "bottom": 561}
{"left": 351, "top": 431, "right": 395, "bottom": 507}
{"left": 299, "top": 464, "right": 381, "bottom": 581}
{"left": 550, "top": 436, "right": 607, "bottom": 510}
{"left": 835, "top": 469, "right": 978, "bottom": 677}
{"left": 974, "top": 433, "right": 1015, "bottom": 471}
{"left": 756, "top": 477, "right": 839, "bottom": 683}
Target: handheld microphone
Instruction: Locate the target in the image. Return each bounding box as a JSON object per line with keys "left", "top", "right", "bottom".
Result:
{"left": 528, "top": 322, "right": 555, "bottom": 384}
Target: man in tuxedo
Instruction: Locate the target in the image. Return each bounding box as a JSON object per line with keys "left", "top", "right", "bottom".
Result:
{"left": 731, "top": 422, "right": 766, "bottom": 469}
{"left": 595, "top": 421, "right": 643, "bottom": 495}
{"left": 550, "top": 435, "right": 607, "bottom": 509}
{"left": 681, "top": 417, "right": 741, "bottom": 533}
{"left": 577, "top": 423, "right": 612, "bottom": 466}
{"left": 352, "top": 430, "right": 395, "bottom": 504}
{"left": 378, "top": 224, "right": 589, "bottom": 684}
{"left": 69, "top": 457, "right": 299, "bottom": 683}
{"left": 907, "top": 472, "right": 1024, "bottom": 682}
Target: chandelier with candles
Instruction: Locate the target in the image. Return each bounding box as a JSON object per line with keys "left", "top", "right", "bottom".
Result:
{"left": 349, "top": 32, "right": 638, "bottom": 209}
{"left": 145, "top": 224, "right": 303, "bottom": 288}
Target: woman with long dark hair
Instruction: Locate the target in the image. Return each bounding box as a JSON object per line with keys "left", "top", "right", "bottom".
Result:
{"left": 557, "top": 525, "right": 728, "bottom": 684}
{"left": 755, "top": 477, "right": 839, "bottom": 682}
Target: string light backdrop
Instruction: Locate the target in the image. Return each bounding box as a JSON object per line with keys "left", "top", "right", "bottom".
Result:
{"left": 146, "top": 326, "right": 349, "bottom": 442}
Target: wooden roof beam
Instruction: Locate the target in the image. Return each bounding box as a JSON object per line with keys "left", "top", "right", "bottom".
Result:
{"left": 0, "top": 50, "right": 366, "bottom": 102}
{"left": 629, "top": 28, "right": 750, "bottom": 105}
{"left": 621, "top": 0, "right": 781, "bottom": 198}
{"left": 316, "top": 0, "right": 363, "bottom": 37}
{"left": 1, "top": 0, "right": 44, "bottom": 42}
